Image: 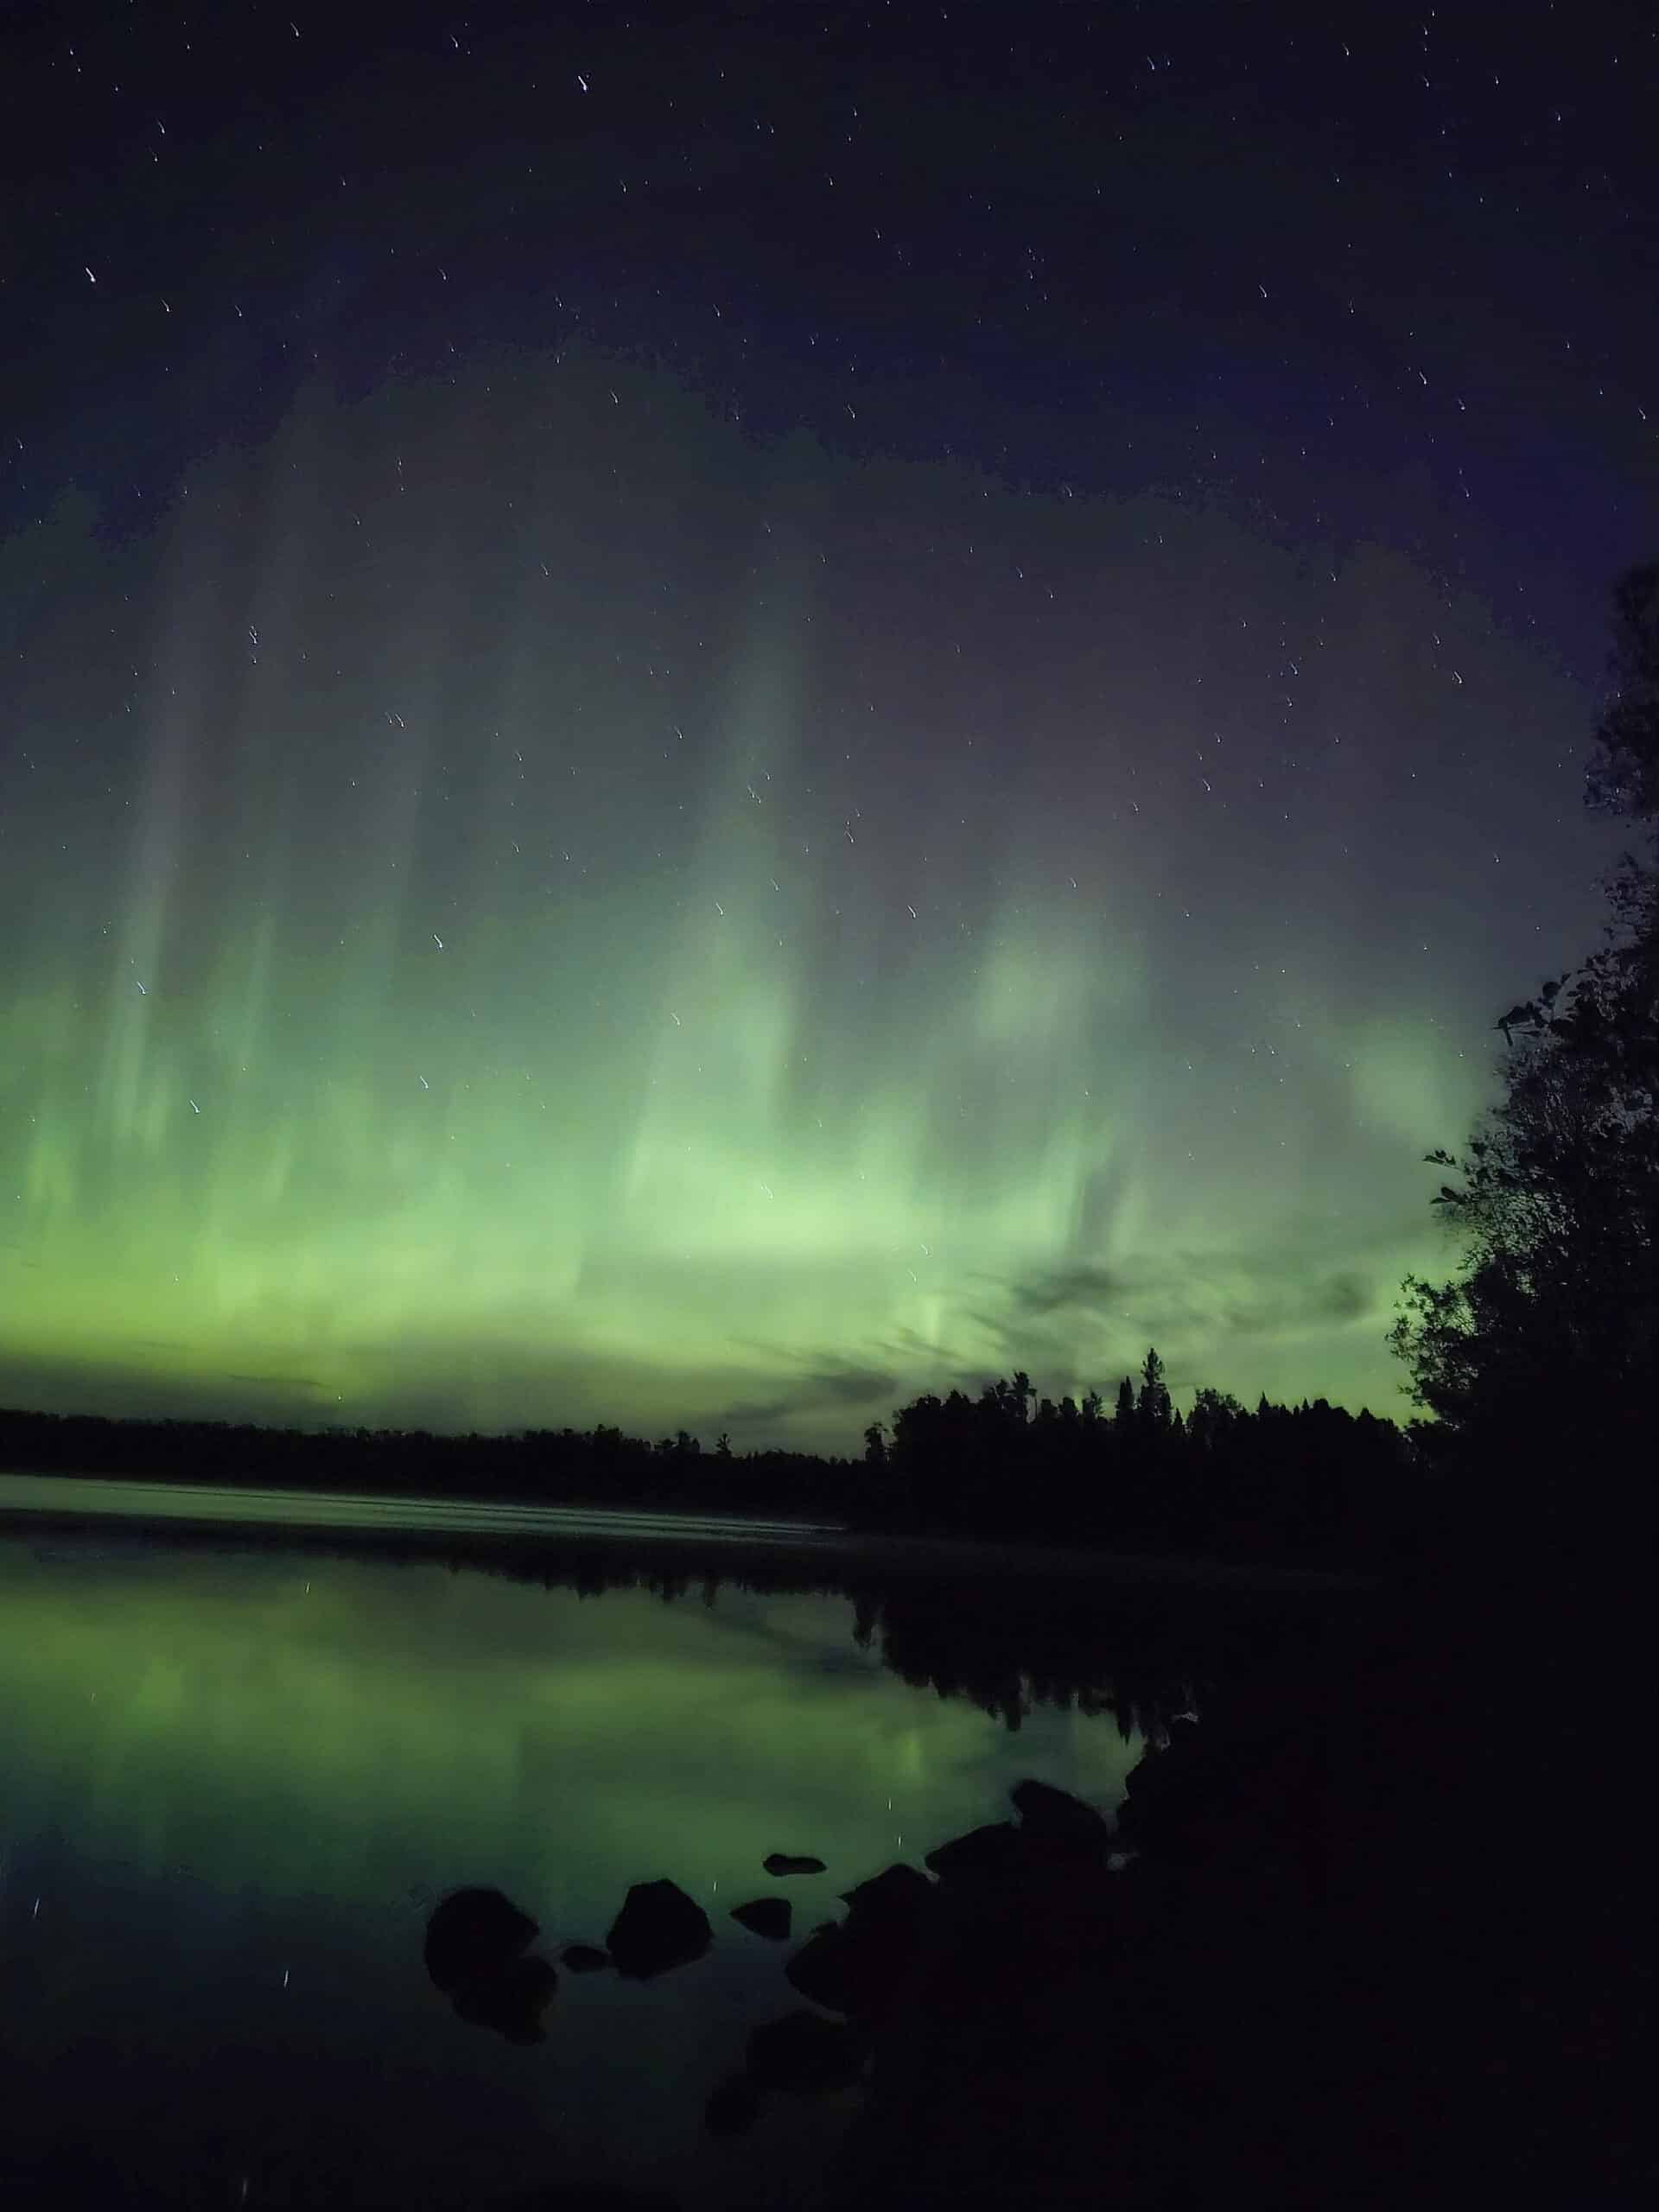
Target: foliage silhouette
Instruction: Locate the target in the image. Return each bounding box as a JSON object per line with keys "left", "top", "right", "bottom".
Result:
{"left": 1391, "top": 559, "right": 1659, "bottom": 1559}
{"left": 863, "top": 1357, "right": 1417, "bottom": 1567}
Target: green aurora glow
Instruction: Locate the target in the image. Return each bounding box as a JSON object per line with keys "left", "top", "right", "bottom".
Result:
{"left": 0, "top": 353, "right": 1615, "bottom": 1450}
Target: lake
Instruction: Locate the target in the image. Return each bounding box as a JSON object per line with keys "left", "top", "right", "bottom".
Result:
{"left": 0, "top": 1481, "right": 1227, "bottom": 2210}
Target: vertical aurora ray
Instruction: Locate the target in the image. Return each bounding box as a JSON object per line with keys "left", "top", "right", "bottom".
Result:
{"left": 0, "top": 353, "right": 1617, "bottom": 1447}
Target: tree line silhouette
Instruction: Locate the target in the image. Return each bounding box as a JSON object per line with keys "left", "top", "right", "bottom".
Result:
{"left": 860, "top": 1350, "right": 1417, "bottom": 1562}
{"left": 0, "top": 1351, "right": 1423, "bottom": 1572}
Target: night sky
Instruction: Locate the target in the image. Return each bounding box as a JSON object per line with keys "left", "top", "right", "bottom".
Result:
{"left": 3, "top": 2, "right": 1655, "bottom": 1452}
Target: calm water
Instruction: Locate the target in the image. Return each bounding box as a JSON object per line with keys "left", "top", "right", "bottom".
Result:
{"left": 0, "top": 1494, "right": 1155, "bottom": 2209}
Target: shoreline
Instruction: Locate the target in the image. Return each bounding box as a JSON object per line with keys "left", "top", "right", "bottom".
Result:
{"left": 0, "top": 1470, "right": 1375, "bottom": 1593}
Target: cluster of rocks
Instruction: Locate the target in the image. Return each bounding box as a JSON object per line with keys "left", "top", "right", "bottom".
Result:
{"left": 430, "top": 1644, "right": 1469, "bottom": 2210}
{"left": 421, "top": 1771, "right": 1128, "bottom": 2148}
{"left": 421, "top": 1872, "right": 735, "bottom": 2041}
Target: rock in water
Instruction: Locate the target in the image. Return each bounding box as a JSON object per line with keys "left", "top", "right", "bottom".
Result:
{"left": 730, "top": 1897, "right": 791, "bottom": 1940}
{"left": 1009, "top": 1777, "right": 1112, "bottom": 1858}
{"left": 451, "top": 1953, "right": 559, "bottom": 2044}
{"left": 784, "top": 1906, "right": 936, "bottom": 2024}
{"left": 840, "top": 1863, "right": 936, "bottom": 1930}
{"left": 923, "top": 1822, "right": 1025, "bottom": 1888}
{"left": 423, "top": 1887, "right": 539, "bottom": 1993}
{"left": 1115, "top": 1721, "right": 1235, "bottom": 1858}
{"left": 704, "top": 2073, "right": 763, "bottom": 2135}
{"left": 783, "top": 1923, "right": 856, "bottom": 2014}
{"left": 561, "top": 1943, "right": 610, "bottom": 1972}
{"left": 747, "top": 2009, "right": 869, "bottom": 2094}
{"left": 605, "top": 1879, "right": 712, "bottom": 1979}
{"left": 763, "top": 1852, "right": 826, "bottom": 1876}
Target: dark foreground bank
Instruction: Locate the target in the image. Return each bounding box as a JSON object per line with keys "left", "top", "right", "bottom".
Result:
{"left": 800, "top": 1574, "right": 1652, "bottom": 2211}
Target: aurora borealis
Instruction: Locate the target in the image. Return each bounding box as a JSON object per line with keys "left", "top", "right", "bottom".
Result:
{"left": 3, "top": 4, "right": 1654, "bottom": 1452}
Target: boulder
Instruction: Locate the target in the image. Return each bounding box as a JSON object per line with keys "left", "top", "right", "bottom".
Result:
{"left": 423, "top": 1887, "right": 539, "bottom": 1994}
{"left": 1009, "top": 1777, "right": 1112, "bottom": 1859}
{"left": 784, "top": 1904, "right": 937, "bottom": 2023}
{"left": 1116, "top": 1730, "right": 1235, "bottom": 1856}
{"left": 783, "top": 1923, "right": 855, "bottom": 2013}
{"left": 763, "top": 1852, "right": 826, "bottom": 1876}
{"left": 703, "top": 2073, "right": 762, "bottom": 2135}
{"left": 730, "top": 1897, "right": 791, "bottom": 1941}
{"left": 746, "top": 2008, "right": 870, "bottom": 2094}
{"left": 840, "top": 1862, "right": 936, "bottom": 1930}
{"left": 561, "top": 1943, "right": 610, "bottom": 1972}
{"left": 923, "top": 1822, "right": 1026, "bottom": 1888}
{"left": 451, "top": 1953, "right": 559, "bottom": 2044}
{"left": 605, "top": 1879, "right": 712, "bottom": 1980}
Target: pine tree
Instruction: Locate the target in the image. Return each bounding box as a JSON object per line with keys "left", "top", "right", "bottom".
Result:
{"left": 1138, "top": 1346, "right": 1172, "bottom": 1428}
